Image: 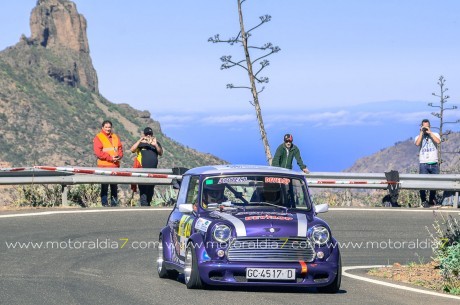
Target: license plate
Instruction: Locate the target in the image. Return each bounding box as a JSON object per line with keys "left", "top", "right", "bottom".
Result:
{"left": 246, "top": 268, "right": 296, "bottom": 280}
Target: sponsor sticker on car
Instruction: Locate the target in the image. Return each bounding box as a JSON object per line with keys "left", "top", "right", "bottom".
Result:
{"left": 218, "top": 177, "right": 248, "bottom": 184}
{"left": 244, "top": 215, "right": 293, "bottom": 221}
{"left": 195, "top": 218, "right": 212, "bottom": 232}
{"left": 264, "top": 177, "right": 290, "bottom": 185}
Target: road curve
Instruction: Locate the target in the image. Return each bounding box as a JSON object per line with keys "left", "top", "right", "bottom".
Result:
{"left": 1, "top": 208, "right": 459, "bottom": 305}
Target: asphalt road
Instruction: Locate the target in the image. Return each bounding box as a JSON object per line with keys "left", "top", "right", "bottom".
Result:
{"left": 1, "top": 208, "right": 459, "bottom": 305}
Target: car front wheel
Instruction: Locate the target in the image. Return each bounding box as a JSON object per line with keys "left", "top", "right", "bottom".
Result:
{"left": 184, "top": 244, "right": 203, "bottom": 289}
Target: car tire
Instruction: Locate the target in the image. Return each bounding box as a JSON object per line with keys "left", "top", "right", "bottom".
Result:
{"left": 157, "top": 236, "right": 178, "bottom": 279}
{"left": 317, "top": 250, "right": 341, "bottom": 293}
{"left": 184, "top": 244, "right": 203, "bottom": 289}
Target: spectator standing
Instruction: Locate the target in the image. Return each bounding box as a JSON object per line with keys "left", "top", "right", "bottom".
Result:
{"left": 272, "top": 134, "right": 309, "bottom": 174}
{"left": 93, "top": 120, "right": 123, "bottom": 206}
{"left": 130, "top": 127, "right": 163, "bottom": 206}
{"left": 414, "top": 119, "right": 441, "bottom": 208}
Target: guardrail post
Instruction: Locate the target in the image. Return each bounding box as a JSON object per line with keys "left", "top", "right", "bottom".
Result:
{"left": 454, "top": 191, "right": 459, "bottom": 209}
{"left": 61, "top": 185, "right": 68, "bottom": 206}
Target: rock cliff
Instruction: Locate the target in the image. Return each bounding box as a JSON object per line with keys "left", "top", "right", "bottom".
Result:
{"left": 28, "top": 0, "right": 98, "bottom": 92}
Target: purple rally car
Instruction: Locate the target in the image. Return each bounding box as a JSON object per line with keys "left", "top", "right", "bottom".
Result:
{"left": 157, "top": 165, "right": 341, "bottom": 292}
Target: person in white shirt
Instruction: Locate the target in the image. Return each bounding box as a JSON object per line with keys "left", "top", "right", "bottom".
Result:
{"left": 414, "top": 119, "right": 441, "bottom": 208}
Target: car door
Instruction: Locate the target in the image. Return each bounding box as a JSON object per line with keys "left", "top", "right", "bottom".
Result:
{"left": 169, "top": 175, "right": 199, "bottom": 263}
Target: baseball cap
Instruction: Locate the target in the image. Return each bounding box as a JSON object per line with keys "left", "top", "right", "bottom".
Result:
{"left": 143, "top": 127, "right": 153, "bottom": 135}
{"left": 284, "top": 134, "right": 293, "bottom": 142}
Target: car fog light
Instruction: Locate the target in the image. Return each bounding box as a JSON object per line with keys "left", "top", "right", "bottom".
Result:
{"left": 317, "top": 251, "right": 324, "bottom": 259}
{"left": 217, "top": 249, "right": 225, "bottom": 258}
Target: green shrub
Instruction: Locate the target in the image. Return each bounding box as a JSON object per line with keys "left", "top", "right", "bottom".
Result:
{"left": 428, "top": 213, "right": 460, "bottom": 259}
{"left": 13, "top": 184, "right": 101, "bottom": 207}
{"left": 396, "top": 189, "right": 420, "bottom": 207}
{"left": 12, "top": 183, "right": 180, "bottom": 207}
{"left": 152, "top": 186, "right": 177, "bottom": 206}
{"left": 68, "top": 184, "right": 101, "bottom": 207}
{"left": 14, "top": 185, "right": 62, "bottom": 207}
{"left": 427, "top": 213, "right": 460, "bottom": 294}
{"left": 439, "top": 243, "right": 460, "bottom": 294}
{"left": 440, "top": 242, "right": 460, "bottom": 284}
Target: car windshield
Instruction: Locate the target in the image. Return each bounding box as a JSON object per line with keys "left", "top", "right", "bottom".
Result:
{"left": 200, "top": 175, "right": 311, "bottom": 210}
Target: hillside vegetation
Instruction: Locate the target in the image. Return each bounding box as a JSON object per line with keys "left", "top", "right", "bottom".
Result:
{"left": 0, "top": 0, "right": 225, "bottom": 170}
{"left": 345, "top": 133, "right": 460, "bottom": 174}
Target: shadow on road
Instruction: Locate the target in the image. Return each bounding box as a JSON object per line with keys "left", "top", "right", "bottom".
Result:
{"left": 160, "top": 274, "right": 348, "bottom": 294}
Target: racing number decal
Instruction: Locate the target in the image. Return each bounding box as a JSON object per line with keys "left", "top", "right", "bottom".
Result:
{"left": 177, "top": 215, "right": 194, "bottom": 257}
{"left": 178, "top": 215, "right": 194, "bottom": 237}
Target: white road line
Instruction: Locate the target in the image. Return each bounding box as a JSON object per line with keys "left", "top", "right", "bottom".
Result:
{"left": 0, "top": 208, "right": 173, "bottom": 218}
{"left": 71, "top": 270, "right": 101, "bottom": 277}
{"left": 0, "top": 207, "right": 458, "bottom": 218}
{"left": 343, "top": 265, "right": 460, "bottom": 300}
{"left": 331, "top": 208, "right": 460, "bottom": 213}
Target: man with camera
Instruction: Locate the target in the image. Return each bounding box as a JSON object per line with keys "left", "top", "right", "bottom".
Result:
{"left": 414, "top": 119, "right": 441, "bottom": 208}
{"left": 130, "top": 127, "right": 163, "bottom": 206}
{"left": 93, "top": 120, "right": 124, "bottom": 206}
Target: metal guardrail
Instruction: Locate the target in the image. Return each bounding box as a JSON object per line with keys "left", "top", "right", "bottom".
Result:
{"left": 0, "top": 167, "right": 458, "bottom": 208}
{"left": 306, "top": 172, "right": 459, "bottom": 208}
{"left": 306, "top": 172, "right": 460, "bottom": 191}
{"left": 0, "top": 167, "right": 178, "bottom": 185}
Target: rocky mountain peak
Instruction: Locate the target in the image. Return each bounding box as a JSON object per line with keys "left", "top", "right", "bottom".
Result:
{"left": 30, "top": 0, "right": 89, "bottom": 53}
{"left": 26, "top": 0, "right": 98, "bottom": 92}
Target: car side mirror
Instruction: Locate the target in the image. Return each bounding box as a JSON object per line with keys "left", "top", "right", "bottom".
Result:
{"left": 178, "top": 204, "right": 194, "bottom": 213}
{"left": 315, "top": 203, "right": 329, "bottom": 214}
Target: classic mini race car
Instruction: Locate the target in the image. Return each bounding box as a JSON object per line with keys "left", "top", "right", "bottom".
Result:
{"left": 157, "top": 165, "right": 341, "bottom": 292}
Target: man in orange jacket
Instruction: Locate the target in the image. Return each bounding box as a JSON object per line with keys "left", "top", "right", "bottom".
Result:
{"left": 93, "top": 120, "right": 123, "bottom": 206}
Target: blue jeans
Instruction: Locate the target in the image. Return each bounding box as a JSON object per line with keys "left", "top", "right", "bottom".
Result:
{"left": 419, "top": 163, "right": 439, "bottom": 203}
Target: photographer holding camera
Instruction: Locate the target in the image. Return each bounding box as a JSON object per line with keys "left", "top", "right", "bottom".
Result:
{"left": 414, "top": 119, "right": 441, "bottom": 208}
{"left": 130, "top": 127, "right": 163, "bottom": 206}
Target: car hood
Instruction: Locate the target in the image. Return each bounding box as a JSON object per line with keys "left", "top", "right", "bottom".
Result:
{"left": 209, "top": 209, "right": 311, "bottom": 238}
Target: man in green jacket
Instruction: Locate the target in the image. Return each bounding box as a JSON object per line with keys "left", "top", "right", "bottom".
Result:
{"left": 272, "top": 134, "right": 309, "bottom": 173}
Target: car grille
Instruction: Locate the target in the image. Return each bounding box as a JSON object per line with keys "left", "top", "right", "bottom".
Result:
{"left": 227, "top": 237, "right": 316, "bottom": 262}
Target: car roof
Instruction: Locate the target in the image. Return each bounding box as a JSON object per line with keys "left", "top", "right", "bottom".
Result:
{"left": 184, "top": 164, "right": 304, "bottom": 177}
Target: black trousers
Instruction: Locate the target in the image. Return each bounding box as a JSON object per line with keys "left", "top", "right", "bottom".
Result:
{"left": 101, "top": 184, "right": 118, "bottom": 206}
{"left": 138, "top": 184, "right": 155, "bottom": 206}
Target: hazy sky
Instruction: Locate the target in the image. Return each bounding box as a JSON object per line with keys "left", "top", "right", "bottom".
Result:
{"left": 1, "top": 1, "right": 459, "bottom": 170}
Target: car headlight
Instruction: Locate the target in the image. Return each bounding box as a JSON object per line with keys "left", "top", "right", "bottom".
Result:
{"left": 311, "top": 226, "right": 330, "bottom": 246}
{"left": 212, "top": 224, "right": 232, "bottom": 243}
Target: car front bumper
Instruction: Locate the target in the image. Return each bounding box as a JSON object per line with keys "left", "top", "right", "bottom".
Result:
{"left": 197, "top": 246, "right": 340, "bottom": 287}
